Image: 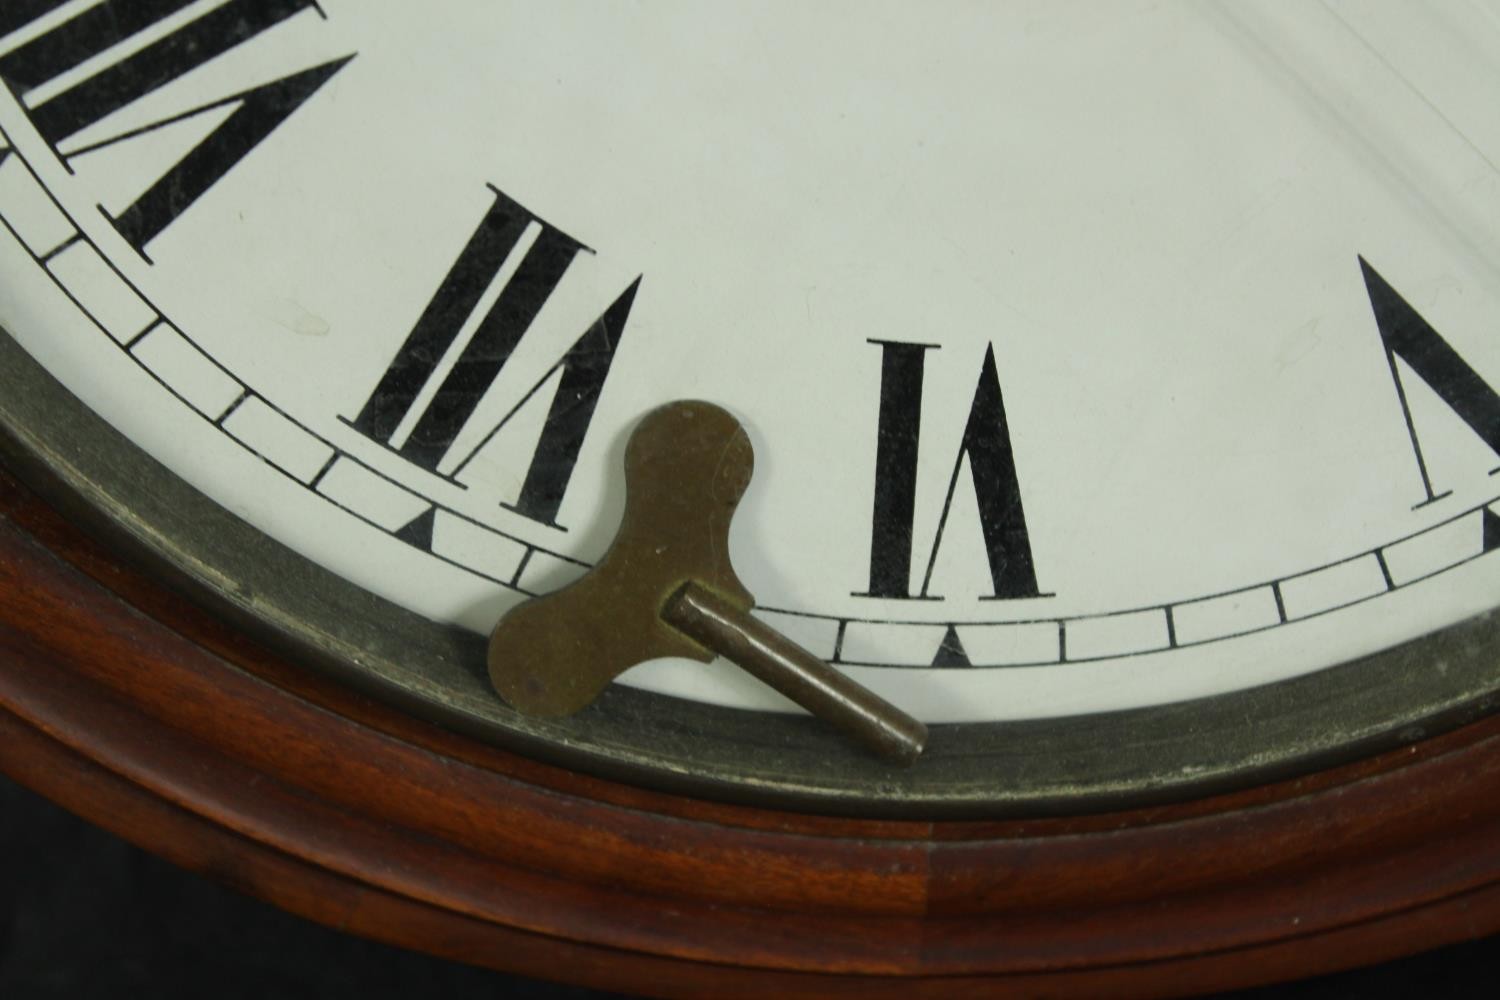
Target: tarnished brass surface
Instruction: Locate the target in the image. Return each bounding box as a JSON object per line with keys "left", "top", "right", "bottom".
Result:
{"left": 662, "top": 582, "right": 927, "bottom": 763}
{"left": 488, "top": 401, "right": 926, "bottom": 762}
{"left": 489, "top": 402, "right": 755, "bottom": 716}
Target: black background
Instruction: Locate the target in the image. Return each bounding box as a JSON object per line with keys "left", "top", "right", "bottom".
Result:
{"left": 1, "top": 775, "right": 1491, "bottom": 999}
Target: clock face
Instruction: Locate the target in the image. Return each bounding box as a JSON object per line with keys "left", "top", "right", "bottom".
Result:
{"left": 2, "top": 1, "right": 1499, "bottom": 811}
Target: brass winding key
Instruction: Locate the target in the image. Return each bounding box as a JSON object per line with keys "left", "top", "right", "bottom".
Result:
{"left": 488, "top": 401, "right": 927, "bottom": 764}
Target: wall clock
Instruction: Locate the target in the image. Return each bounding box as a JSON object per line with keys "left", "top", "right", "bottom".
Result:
{"left": 3, "top": 1, "right": 1500, "bottom": 994}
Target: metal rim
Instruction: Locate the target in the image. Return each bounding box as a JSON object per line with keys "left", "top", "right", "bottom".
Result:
{"left": 3, "top": 330, "right": 1499, "bottom": 818}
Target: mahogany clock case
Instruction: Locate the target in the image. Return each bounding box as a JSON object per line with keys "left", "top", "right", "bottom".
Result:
{"left": 4, "top": 774, "right": 1500, "bottom": 1000}
{"left": 7, "top": 333, "right": 1500, "bottom": 995}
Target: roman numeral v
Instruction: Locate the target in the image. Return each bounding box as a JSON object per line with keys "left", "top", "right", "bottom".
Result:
{"left": 1361, "top": 257, "right": 1500, "bottom": 506}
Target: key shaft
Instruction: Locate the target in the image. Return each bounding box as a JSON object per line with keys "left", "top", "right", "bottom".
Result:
{"left": 489, "top": 400, "right": 929, "bottom": 764}
{"left": 662, "top": 582, "right": 927, "bottom": 765}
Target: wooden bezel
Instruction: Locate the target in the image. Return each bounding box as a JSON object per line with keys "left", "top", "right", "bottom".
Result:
{"left": 5, "top": 464, "right": 1500, "bottom": 997}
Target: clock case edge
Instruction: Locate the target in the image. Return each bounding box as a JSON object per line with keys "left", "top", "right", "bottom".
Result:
{"left": 8, "top": 434, "right": 1500, "bottom": 994}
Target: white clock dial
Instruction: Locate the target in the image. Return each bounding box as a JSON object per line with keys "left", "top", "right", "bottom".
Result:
{"left": 2, "top": 1, "right": 1499, "bottom": 727}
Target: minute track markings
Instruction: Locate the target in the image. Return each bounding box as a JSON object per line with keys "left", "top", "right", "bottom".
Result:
{"left": 0, "top": 127, "right": 587, "bottom": 595}
{"left": 0, "top": 127, "right": 1496, "bottom": 668}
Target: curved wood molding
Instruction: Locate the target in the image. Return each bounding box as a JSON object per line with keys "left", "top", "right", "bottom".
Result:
{"left": 4, "top": 466, "right": 1500, "bottom": 998}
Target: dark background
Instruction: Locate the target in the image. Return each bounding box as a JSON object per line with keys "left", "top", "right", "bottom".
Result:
{"left": 1, "top": 774, "right": 1491, "bottom": 999}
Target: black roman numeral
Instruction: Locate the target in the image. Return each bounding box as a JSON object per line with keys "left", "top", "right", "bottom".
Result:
{"left": 865, "top": 341, "right": 931, "bottom": 597}
{"left": 1361, "top": 257, "right": 1500, "bottom": 506}
{"left": 861, "top": 339, "right": 1043, "bottom": 600}
{"left": 0, "top": 2, "right": 68, "bottom": 39}
{"left": 351, "top": 186, "right": 639, "bottom": 529}
{"left": 1, "top": 0, "right": 345, "bottom": 257}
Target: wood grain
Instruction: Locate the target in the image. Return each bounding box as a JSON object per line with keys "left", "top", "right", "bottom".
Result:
{"left": 5, "top": 465, "right": 1500, "bottom": 997}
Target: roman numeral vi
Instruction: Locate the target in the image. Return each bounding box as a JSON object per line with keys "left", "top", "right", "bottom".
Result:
{"left": 861, "top": 339, "right": 1044, "bottom": 600}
